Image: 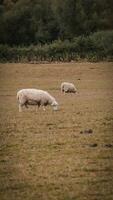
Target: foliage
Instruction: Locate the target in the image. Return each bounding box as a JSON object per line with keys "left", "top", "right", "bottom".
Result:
{"left": 0, "top": 0, "right": 113, "bottom": 45}
{"left": 0, "top": 31, "right": 113, "bottom": 62}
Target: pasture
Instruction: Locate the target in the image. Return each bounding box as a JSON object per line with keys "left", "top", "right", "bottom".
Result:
{"left": 0, "top": 62, "right": 113, "bottom": 200}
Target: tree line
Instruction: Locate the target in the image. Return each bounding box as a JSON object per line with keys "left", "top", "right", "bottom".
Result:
{"left": 0, "top": 0, "right": 113, "bottom": 45}
{"left": 0, "top": 31, "right": 113, "bottom": 62}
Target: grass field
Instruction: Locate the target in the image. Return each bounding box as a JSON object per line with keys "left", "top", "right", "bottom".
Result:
{"left": 0, "top": 62, "right": 113, "bottom": 200}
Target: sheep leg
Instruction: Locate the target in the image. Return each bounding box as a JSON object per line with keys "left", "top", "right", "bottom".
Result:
{"left": 36, "top": 105, "right": 40, "bottom": 112}
{"left": 43, "top": 106, "right": 46, "bottom": 111}
{"left": 19, "top": 104, "right": 22, "bottom": 112}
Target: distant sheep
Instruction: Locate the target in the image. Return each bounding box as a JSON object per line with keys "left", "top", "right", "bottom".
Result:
{"left": 61, "top": 82, "right": 77, "bottom": 93}
{"left": 17, "top": 89, "right": 58, "bottom": 112}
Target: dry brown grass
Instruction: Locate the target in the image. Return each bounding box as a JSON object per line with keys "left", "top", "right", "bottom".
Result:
{"left": 0, "top": 62, "right": 113, "bottom": 200}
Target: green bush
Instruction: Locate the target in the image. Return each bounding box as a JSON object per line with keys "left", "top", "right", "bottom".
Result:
{"left": 0, "top": 31, "right": 113, "bottom": 62}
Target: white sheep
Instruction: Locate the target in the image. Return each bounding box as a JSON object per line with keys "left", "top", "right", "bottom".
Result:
{"left": 17, "top": 89, "right": 58, "bottom": 112}
{"left": 61, "top": 82, "right": 77, "bottom": 93}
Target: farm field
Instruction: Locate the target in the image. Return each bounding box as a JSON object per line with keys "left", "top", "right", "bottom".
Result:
{"left": 0, "top": 62, "right": 113, "bottom": 200}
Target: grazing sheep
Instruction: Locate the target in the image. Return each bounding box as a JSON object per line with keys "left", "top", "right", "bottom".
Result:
{"left": 17, "top": 89, "right": 58, "bottom": 112}
{"left": 61, "top": 82, "right": 77, "bottom": 93}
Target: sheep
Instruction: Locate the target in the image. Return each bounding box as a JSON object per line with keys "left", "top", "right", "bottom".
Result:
{"left": 61, "top": 82, "right": 77, "bottom": 93}
{"left": 17, "top": 89, "right": 58, "bottom": 112}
